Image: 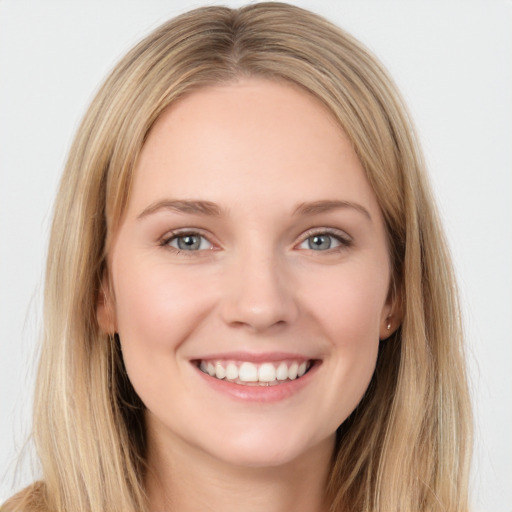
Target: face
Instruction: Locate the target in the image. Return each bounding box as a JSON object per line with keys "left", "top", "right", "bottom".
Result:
{"left": 99, "top": 78, "right": 395, "bottom": 470}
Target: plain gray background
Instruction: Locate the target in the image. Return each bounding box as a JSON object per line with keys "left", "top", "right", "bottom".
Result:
{"left": 1, "top": 1, "right": 511, "bottom": 510}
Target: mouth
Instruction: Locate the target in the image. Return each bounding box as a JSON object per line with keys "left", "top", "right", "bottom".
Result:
{"left": 194, "top": 358, "right": 316, "bottom": 387}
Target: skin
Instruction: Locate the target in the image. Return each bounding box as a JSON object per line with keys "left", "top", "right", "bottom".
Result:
{"left": 98, "top": 78, "right": 397, "bottom": 512}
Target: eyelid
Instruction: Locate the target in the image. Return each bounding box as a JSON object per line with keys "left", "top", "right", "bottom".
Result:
{"left": 159, "top": 228, "right": 218, "bottom": 252}
{"left": 295, "top": 227, "right": 353, "bottom": 249}
{"left": 158, "top": 226, "right": 352, "bottom": 253}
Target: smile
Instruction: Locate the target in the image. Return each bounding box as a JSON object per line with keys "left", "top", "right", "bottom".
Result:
{"left": 197, "top": 359, "right": 313, "bottom": 386}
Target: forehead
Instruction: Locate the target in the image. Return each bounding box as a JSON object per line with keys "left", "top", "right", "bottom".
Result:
{"left": 128, "top": 78, "right": 381, "bottom": 218}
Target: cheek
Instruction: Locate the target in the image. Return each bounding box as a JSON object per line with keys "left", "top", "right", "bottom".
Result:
{"left": 112, "top": 260, "right": 211, "bottom": 347}
{"left": 301, "top": 262, "right": 387, "bottom": 418}
{"left": 304, "top": 261, "right": 389, "bottom": 346}
{"left": 111, "top": 259, "right": 220, "bottom": 412}
{"left": 110, "top": 261, "right": 219, "bottom": 399}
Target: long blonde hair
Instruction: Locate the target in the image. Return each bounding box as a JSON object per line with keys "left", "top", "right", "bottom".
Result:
{"left": 4, "top": 3, "right": 472, "bottom": 511}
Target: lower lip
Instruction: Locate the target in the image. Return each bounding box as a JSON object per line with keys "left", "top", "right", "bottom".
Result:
{"left": 193, "top": 362, "right": 319, "bottom": 403}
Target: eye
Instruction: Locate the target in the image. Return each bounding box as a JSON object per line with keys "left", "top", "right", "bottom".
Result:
{"left": 165, "top": 232, "right": 213, "bottom": 251}
{"left": 297, "top": 230, "right": 351, "bottom": 251}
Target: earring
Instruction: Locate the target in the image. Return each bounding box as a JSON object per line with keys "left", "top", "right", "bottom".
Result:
{"left": 386, "top": 317, "right": 392, "bottom": 331}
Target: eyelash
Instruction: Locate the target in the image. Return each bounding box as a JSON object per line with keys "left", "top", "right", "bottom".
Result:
{"left": 159, "top": 228, "right": 352, "bottom": 255}
{"left": 159, "top": 230, "right": 214, "bottom": 256}
{"left": 297, "top": 228, "right": 352, "bottom": 252}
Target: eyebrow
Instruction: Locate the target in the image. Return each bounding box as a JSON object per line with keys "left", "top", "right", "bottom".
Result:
{"left": 137, "top": 199, "right": 224, "bottom": 219}
{"left": 293, "top": 200, "right": 372, "bottom": 221}
{"left": 137, "top": 198, "right": 372, "bottom": 221}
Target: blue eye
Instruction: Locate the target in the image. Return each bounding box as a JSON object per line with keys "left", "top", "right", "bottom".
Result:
{"left": 167, "top": 233, "right": 213, "bottom": 251}
{"left": 298, "top": 231, "right": 350, "bottom": 251}
{"left": 307, "top": 234, "right": 335, "bottom": 250}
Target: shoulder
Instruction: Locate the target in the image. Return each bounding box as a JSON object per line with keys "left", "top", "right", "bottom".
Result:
{"left": 1, "top": 481, "right": 47, "bottom": 512}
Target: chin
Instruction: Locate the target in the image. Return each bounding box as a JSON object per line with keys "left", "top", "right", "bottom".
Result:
{"left": 198, "top": 427, "right": 335, "bottom": 470}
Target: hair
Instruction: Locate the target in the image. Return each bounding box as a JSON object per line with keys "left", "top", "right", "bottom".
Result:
{"left": 4, "top": 3, "right": 472, "bottom": 511}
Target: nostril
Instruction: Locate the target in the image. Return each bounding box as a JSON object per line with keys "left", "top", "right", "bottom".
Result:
{"left": 219, "top": 264, "right": 300, "bottom": 331}
{"left": 222, "top": 302, "right": 298, "bottom": 333}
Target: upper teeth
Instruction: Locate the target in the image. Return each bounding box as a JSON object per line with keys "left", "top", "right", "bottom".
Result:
{"left": 199, "top": 360, "right": 310, "bottom": 384}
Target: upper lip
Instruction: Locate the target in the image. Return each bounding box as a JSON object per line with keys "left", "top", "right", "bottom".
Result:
{"left": 191, "top": 351, "right": 317, "bottom": 363}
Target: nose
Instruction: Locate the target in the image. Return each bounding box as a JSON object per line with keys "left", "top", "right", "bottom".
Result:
{"left": 220, "top": 249, "right": 299, "bottom": 333}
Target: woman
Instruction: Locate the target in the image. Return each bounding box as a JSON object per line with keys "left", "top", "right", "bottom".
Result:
{"left": 3, "top": 3, "right": 472, "bottom": 511}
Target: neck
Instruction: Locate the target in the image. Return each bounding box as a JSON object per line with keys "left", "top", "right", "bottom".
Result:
{"left": 145, "top": 427, "right": 334, "bottom": 512}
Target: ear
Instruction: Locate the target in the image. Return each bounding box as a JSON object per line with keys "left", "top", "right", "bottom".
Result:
{"left": 379, "top": 278, "right": 403, "bottom": 341}
{"left": 96, "top": 274, "right": 117, "bottom": 334}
